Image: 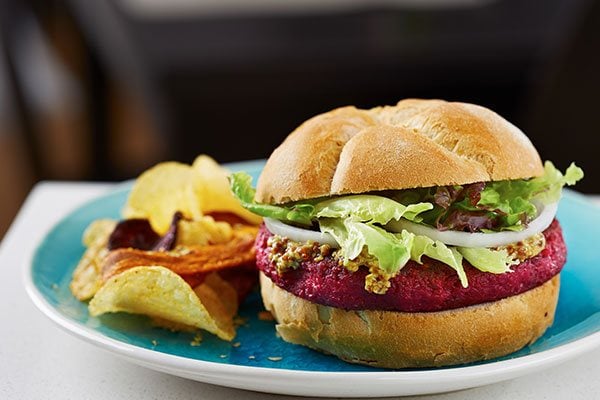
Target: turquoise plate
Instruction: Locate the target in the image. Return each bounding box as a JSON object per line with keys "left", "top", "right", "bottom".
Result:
{"left": 24, "top": 160, "right": 600, "bottom": 397}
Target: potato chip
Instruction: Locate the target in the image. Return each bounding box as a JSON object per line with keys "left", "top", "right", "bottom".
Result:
{"left": 70, "top": 219, "right": 116, "bottom": 300}
{"left": 177, "top": 216, "right": 233, "bottom": 246}
{"left": 151, "top": 272, "right": 238, "bottom": 333}
{"left": 191, "top": 155, "right": 262, "bottom": 225}
{"left": 88, "top": 266, "right": 235, "bottom": 340}
{"left": 198, "top": 272, "right": 239, "bottom": 318}
{"left": 82, "top": 219, "right": 117, "bottom": 248}
{"left": 123, "top": 162, "right": 200, "bottom": 234}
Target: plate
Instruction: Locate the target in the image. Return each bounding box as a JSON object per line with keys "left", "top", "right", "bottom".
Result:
{"left": 24, "top": 160, "right": 600, "bottom": 397}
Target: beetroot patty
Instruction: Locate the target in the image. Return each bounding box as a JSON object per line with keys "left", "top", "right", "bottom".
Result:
{"left": 256, "top": 220, "right": 566, "bottom": 312}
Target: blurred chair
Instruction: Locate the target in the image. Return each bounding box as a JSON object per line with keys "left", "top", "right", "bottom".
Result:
{"left": 4, "top": 0, "right": 600, "bottom": 191}
{"left": 59, "top": 0, "right": 594, "bottom": 169}
{"left": 0, "top": 0, "right": 40, "bottom": 175}
{"left": 0, "top": 0, "right": 38, "bottom": 237}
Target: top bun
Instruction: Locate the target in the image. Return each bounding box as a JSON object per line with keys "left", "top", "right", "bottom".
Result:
{"left": 256, "top": 99, "right": 543, "bottom": 204}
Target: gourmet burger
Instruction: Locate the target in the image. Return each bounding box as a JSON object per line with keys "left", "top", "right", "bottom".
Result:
{"left": 230, "top": 99, "right": 583, "bottom": 368}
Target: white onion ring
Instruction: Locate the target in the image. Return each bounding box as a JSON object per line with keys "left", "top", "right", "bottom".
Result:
{"left": 264, "top": 218, "right": 339, "bottom": 247}
{"left": 386, "top": 202, "right": 559, "bottom": 248}
{"left": 265, "top": 202, "right": 558, "bottom": 249}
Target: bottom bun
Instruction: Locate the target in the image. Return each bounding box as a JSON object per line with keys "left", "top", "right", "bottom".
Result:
{"left": 260, "top": 272, "right": 560, "bottom": 368}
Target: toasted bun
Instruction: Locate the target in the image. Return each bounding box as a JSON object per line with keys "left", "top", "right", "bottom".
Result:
{"left": 260, "top": 272, "right": 559, "bottom": 368}
{"left": 256, "top": 99, "right": 543, "bottom": 204}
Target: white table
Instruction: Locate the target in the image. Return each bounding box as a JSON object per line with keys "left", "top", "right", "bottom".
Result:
{"left": 1, "top": 182, "right": 599, "bottom": 400}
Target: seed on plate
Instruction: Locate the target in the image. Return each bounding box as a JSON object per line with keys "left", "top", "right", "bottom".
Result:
{"left": 190, "top": 333, "right": 203, "bottom": 347}
{"left": 268, "top": 356, "right": 283, "bottom": 362}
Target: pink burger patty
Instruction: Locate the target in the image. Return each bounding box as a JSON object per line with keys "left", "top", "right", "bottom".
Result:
{"left": 256, "top": 220, "right": 567, "bottom": 312}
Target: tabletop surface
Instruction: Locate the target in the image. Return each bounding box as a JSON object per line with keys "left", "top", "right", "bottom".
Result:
{"left": 1, "top": 182, "right": 599, "bottom": 400}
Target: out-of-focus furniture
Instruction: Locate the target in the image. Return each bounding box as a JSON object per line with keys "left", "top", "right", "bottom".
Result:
{"left": 10, "top": 0, "right": 600, "bottom": 193}
{"left": 62, "top": 1, "right": 594, "bottom": 173}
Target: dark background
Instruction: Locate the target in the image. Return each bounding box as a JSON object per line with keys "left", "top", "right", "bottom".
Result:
{"left": 0, "top": 0, "right": 599, "bottom": 236}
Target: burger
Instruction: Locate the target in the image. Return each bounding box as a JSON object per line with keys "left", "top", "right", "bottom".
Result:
{"left": 230, "top": 99, "right": 583, "bottom": 368}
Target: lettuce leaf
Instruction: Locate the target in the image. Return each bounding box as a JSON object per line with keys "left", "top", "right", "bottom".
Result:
{"left": 320, "top": 218, "right": 413, "bottom": 274}
{"left": 526, "top": 161, "right": 584, "bottom": 204}
{"left": 230, "top": 174, "right": 434, "bottom": 227}
{"left": 476, "top": 161, "right": 583, "bottom": 229}
{"left": 397, "top": 161, "right": 583, "bottom": 232}
{"left": 457, "top": 247, "right": 516, "bottom": 274}
{"left": 321, "top": 218, "right": 469, "bottom": 286}
{"left": 410, "top": 233, "right": 468, "bottom": 287}
{"left": 229, "top": 172, "right": 315, "bottom": 226}
{"left": 316, "top": 195, "right": 433, "bottom": 224}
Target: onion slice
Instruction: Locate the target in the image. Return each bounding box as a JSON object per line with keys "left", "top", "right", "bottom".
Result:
{"left": 264, "top": 218, "right": 339, "bottom": 247}
{"left": 265, "top": 202, "right": 558, "bottom": 249}
{"left": 386, "top": 202, "right": 559, "bottom": 248}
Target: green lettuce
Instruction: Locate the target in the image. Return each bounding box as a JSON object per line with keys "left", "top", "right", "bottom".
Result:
{"left": 320, "top": 218, "right": 471, "bottom": 287}
{"left": 320, "top": 218, "right": 413, "bottom": 274}
{"left": 229, "top": 172, "right": 315, "bottom": 226}
{"left": 230, "top": 173, "right": 434, "bottom": 227}
{"left": 410, "top": 234, "right": 468, "bottom": 287}
{"left": 477, "top": 161, "right": 583, "bottom": 227}
{"left": 457, "top": 247, "right": 516, "bottom": 274}
{"left": 316, "top": 195, "right": 433, "bottom": 224}
{"left": 397, "top": 161, "right": 583, "bottom": 232}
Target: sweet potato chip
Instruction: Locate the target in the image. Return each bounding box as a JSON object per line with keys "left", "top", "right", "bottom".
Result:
{"left": 70, "top": 219, "right": 117, "bottom": 301}
{"left": 102, "top": 227, "right": 257, "bottom": 281}
{"left": 88, "top": 266, "right": 235, "bottom": 340}
{"left": 107, "top": 218, "right": 161, "bottom": 251}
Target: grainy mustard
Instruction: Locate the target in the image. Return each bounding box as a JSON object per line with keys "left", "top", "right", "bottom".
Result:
{"left": 497, "top": 233, "right": 545, "bottom": 262}
{"left": 266, "top": 235, "right": 332, "bottom": 274}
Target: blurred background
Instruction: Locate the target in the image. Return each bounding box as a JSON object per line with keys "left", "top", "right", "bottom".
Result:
{"left": 0, "top": 0, "right": 599, "bottom": 238}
